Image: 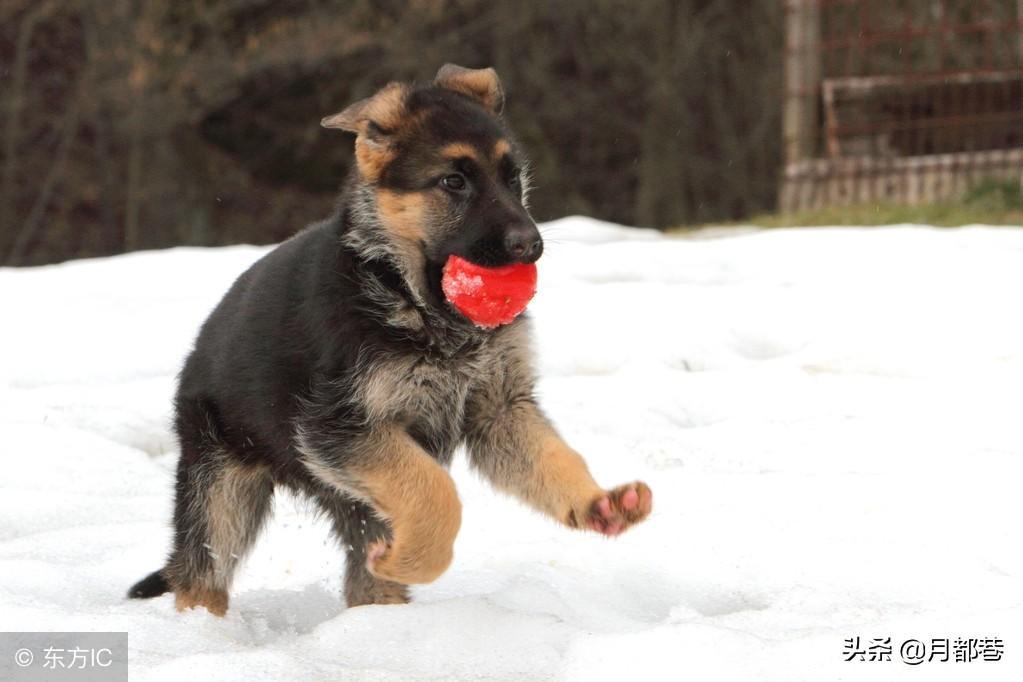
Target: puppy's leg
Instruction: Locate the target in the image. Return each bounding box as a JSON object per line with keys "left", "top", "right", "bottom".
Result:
{"left": 465, "top": 358, "right": 652, "bottom": 536}
{"left": 165, "top": 445, "right": 274, "bottom": 616}
{"left": 464, "top": 322, "right": 651, "bottom": 535}
{"left": 312, "top": 492, "right": 410, "bottom": 607}
{"left": 300, "top": 424, "right": 461, "bottom": 586}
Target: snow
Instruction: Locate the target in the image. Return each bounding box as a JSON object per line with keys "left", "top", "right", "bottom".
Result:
{"left": 2, "top": 218, "right": 1022, "bottom": 681}
{"left": 443, "top": 269, "right": 485, "bottom": 297}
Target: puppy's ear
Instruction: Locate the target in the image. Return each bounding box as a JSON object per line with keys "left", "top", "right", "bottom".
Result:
{"left": 435, "top": 63, "right": 504, "bottom": 114}
{"left": 321, "top": 97, "right": 372, "bottom": 133}
{"left": 321, "top": 83, "right": 408, "bottom": 143}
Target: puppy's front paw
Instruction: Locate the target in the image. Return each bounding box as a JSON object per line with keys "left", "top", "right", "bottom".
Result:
{"left": 585, "top": 481, "right": 652, "bottom": 536}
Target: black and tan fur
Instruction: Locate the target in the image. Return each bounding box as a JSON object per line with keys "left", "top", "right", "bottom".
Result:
{"left": 128, "top": 64, "right": 652, "bottom": 616}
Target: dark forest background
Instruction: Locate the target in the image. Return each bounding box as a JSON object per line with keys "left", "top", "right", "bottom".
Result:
{"left": 0, "top": 0, "right": 783, "bottom": 266}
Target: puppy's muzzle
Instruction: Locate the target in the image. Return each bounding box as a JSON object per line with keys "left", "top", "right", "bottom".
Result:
{"left": 503, "top": 223, "right": 543, "bottom": 264}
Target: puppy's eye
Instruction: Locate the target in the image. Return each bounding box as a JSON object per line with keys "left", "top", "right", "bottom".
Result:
{"left": 508, "top": 175, "right": 521, "bottom": 190}
{"left": 441, "top": 174, "right": 468, "bottom": 192}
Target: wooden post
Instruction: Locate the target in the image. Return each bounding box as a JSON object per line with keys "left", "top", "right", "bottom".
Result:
{"left": 781, "top": 0, "right": 821, "bottom": 212}
{"left": 1017, "top": 0, "right": 1023, "bottom": 66}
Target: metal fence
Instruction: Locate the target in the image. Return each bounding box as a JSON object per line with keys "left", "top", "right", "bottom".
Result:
{"left": 781, "top": 0, "right": 1023, "bottom": 212}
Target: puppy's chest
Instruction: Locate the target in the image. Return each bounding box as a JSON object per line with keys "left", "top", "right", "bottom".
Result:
{"left": 360, "top": 352, "right": 491, "bottom": 462}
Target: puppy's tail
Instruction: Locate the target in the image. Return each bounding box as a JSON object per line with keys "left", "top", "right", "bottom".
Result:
{"left": 127, "top": 569, "right": 170, "bottom": 600}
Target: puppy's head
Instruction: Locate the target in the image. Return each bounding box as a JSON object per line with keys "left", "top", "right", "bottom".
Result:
{"left": 323, "top": 65, "right": 541, "bottom": 288}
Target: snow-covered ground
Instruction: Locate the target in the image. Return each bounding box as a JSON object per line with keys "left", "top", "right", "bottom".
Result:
{"left": 1, "top": 218, "right": 1021, "bottom": 681}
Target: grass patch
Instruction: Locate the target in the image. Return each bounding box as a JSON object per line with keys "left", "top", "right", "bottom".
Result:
{"left": 702, "top": 178, "right": 1023, "bottom": 229}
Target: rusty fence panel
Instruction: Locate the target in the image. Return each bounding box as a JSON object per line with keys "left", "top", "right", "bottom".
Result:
{"left": 781, "top": 0, "right": 1023, "bottom": 213}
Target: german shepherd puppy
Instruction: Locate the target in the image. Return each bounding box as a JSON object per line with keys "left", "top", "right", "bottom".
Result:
{"left": 128, "top": 64, "right": 652, "bottom": 615}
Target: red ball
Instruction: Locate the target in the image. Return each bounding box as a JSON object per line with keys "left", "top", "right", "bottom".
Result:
{"left": 441, "top": 255, "right": 538, "bottom": 328}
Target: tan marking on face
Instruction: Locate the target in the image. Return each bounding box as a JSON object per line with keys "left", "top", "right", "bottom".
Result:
{"left": 372, "top": 189, "right": 432, "bottom": 305}
{"left": 441, "top": 142, "right": 479, "bottom": 162}
{"left": 347, "top": 426, "right": 462, "bottom": 584}
{"left": 376, "top": 189, "right": 428, "bottom": 244}
{"left": 355, "top": 139, "right": 396, "bottom": 184}
{"left": 492, "top": 138, "right": 511, "bottom": 160}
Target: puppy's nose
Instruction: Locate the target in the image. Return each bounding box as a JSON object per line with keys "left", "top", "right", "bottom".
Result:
{"left": 503, "top": 224, "right": 543, "bottom": 263}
